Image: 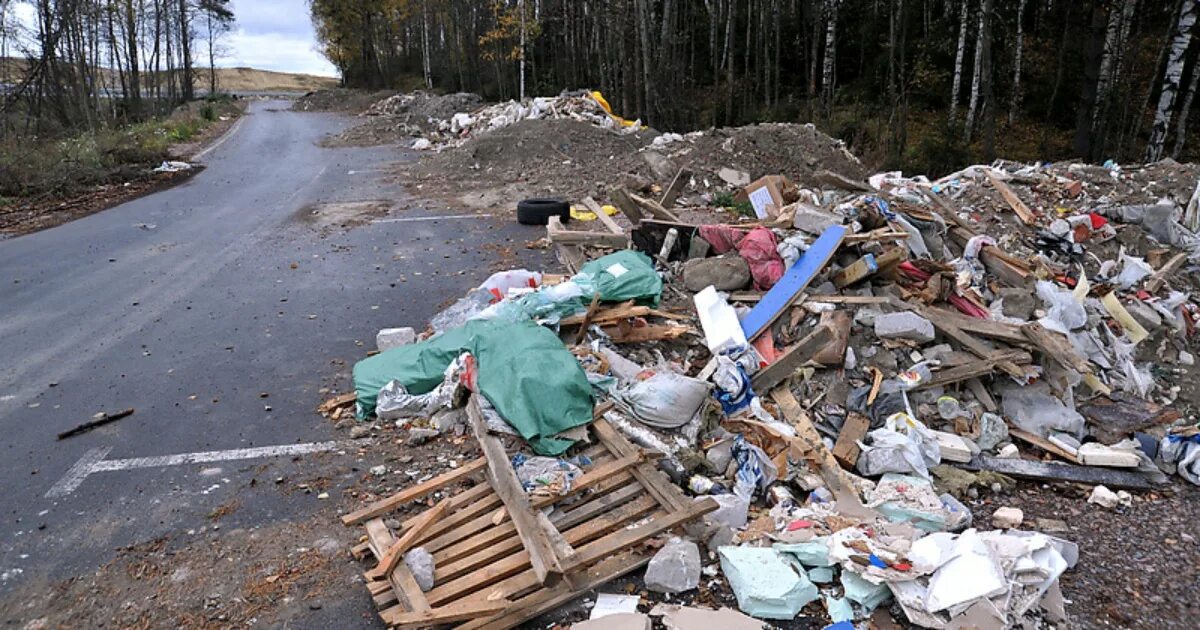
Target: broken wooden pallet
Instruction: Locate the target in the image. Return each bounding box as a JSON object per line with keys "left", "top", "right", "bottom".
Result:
{"left": 345, "top": 396, "right": 715, "bottom": 629}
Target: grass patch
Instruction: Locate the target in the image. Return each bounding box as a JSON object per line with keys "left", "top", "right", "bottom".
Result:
{"left": 0, "top": 99, "right": 240, "bottom": 199}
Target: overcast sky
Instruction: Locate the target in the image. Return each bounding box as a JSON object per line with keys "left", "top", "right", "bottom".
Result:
{"left": 9, "top": 0, "right": 338, "bottom": 77}
{"left": 222, "top": 0, "right": 337, "bottom": 76}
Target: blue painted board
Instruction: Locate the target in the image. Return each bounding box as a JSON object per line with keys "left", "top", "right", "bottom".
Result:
{"left": 741, "top": 224, "right": 848, "bottom": 341}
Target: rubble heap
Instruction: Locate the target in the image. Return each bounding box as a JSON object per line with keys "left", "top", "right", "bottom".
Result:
{"left": 326, "top": 144, "right": 1200, "bottom": 628}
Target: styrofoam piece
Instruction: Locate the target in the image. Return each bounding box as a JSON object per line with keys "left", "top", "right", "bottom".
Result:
{"left": 718, "top": 546, "right": 819, "bottom": 619}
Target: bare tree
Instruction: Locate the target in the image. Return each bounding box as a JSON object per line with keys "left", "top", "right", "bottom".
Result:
{"left": 950, "top": 0, "right": 969, "bottom": 121}
{"left": 1147, "top": 0, "right": 1198, "bottom": 162}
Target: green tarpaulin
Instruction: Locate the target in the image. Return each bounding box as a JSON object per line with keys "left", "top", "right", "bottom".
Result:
{"left": 353, "top": 318, "right": 593, "bottom": 455}
{"left": 576, "top": 250, "right": 662, "bottom": 307}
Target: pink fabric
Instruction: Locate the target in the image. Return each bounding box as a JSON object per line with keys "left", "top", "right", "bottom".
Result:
{"left": 698, "top": 224, "right": 747, "bottom": 254}
{"left": 737, "top": 227, "right": 785, "bottom": 290}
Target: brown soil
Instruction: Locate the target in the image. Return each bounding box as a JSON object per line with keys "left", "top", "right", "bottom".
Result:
{"left": 397, "top": 117, "right": 866, "bottom": 214}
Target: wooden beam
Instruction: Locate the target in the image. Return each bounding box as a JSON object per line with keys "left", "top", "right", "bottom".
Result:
{"left": 1021, "top": 322, "right": 1091, "bottom": 374}
{"left": 381, "top": 598, "right": 510, "bottom": 629}
{"left": 751, "top": 325, "right": 834, "bottom": 393}
{"left": 770, "top": 387, "right": 870, "bottom": 515}
{"left": 1008, "top": 427, "right": 1081, "bottom": 464}
{"left": 366, "top": 497, "right": 451, "bottom": 580}
{"left": 581, "top": 196, "right": 625, "bottom": 236}
{"left": 342, "top": 458, "right": 487, "bottom": 526}
{"left": 610, "top": 188, "right": 646, "bottom": 224}
{"left": 986, "top": 171, "right": 1038, "bottom": 225}
{"left": 628, "top": 191, "right": 683, "bottom": 222}
{"left": 659, "top": 167, "right": 692, "bottom": 207}
{"left": 466, "top": 394, "right": 564, "bottom": 584}
{"left": 1145, "top": 252, "right": 1187, "bottom": 293}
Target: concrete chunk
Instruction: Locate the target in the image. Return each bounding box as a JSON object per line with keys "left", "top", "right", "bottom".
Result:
{"left": 874, "top": 312, "right": 935, "bottom": 343}
{"left": 682, "top": 256, "right": 751, "bottom": 292}
{"left": 376, "top": 327, "right": 417, "bottom": 351}
{"left": 644, "top": 538, "right": 701, "bottom": 593}
{"left": 991, "top": 506, "right": 1024, "bottom": 529}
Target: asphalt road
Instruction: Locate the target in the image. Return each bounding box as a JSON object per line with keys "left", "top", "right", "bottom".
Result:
{"left": 0, "top": 100, "right": 552, "bottom": 617}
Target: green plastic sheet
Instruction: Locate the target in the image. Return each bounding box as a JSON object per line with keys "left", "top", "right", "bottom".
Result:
{"left": 353, "top": 319, "right": 593, "bottom": 455}
{"left": 575, "top": 250, "right": 662, "bottom": 307}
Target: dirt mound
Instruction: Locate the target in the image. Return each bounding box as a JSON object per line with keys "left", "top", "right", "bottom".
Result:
{"left": 401, "top": 117, "right": 866, "bottom": 210}
{"left": 364, "top": 90, "right": 484, "bottom": 125}
{"left": 292, "top": 88, "right": 391, "bottom": 113}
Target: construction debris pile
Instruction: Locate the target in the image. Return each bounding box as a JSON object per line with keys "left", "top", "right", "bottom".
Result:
{"left": 327, "top": 118, "right": 1200, "bottom": 628}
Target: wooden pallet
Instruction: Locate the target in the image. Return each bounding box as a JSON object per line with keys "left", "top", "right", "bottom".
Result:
{"left": 345, "top": 394, "right": 715, "bottom": 629}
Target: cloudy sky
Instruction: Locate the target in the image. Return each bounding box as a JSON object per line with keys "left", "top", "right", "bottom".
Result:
{"left": 9, "top": 0, "right": 338, "bottom": 77}
{"left": 222, "top": 0, "right": 337, "bottom": 76}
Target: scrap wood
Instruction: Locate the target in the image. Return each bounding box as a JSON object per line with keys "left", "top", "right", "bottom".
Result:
{"left": 841, "top": 229, "right": 910, "bottom": 244}
{"left": 342, "top": 458, "right": 488, "bottom": 526}
{"left": 986, "top": 170, "right": 1038, "bottom": 225}
{"left": 604, "top": 322, "right": 694, "bottom": 344}
{"left": 57, "top": 408, "right": 135, "bottom": 440}
{"left": 901, "top": 299, "right": 1029, "bottom": 380}
{"left": 546, "top": 215, "right": 629, "bottom": 249}
{"left": 750, "top": 324, "right": 834, "bottom": 393}
{"left": 659, "top": 167, "right": 693, "bottom": 208}
{"left": 770, "top": 387, "right": 872, "bottom": 517}
{"left": 814, "top": 169, "right": 872, "bottom": 192}
{"left": 1007, "top": 427, "right": 1081, "bottom": 464}
{"left": 574, "top": 293, "right": 602, "bottom": 344}
{"left": 317, "top": 391, "right": 357, "bottom": 414}
{"left": 1020, "top": 322, "right": 1091, "bottom": 373}
{"left": 832, "top": 247, "right": 906, "bottom": 288}
{"left": 560, "top": 302, "right": 692, "bottom": 327}
{"left": 581, "top": 196, "right": 624, "bottom": 236}
{"left": 812, "top": 310, "right": 851, "bottom": 365}
{"left": 628, "top": 191, "right": 683, "bottom": 222}
{"left": 962, "top": 455, "right": 1164, "bottom": 490}
{"left": 1145, "top": 251, "right": 1187, "bottom": 293}
{"left": 381, "top": 598, "right": 510, "bottom": 630}
{"left": 866, "top": 367, "right": 884, "bottom": 406}
{"left": 915, "top": 349, "right": 1032, "bottom": 390}
{"left": 609, "top": 187, "right": 647, "bottom": 224}
{"left": 367, "top": 497, "right": 452, "bottom": 580}
{"left": 832, "top": 412, "right": 871, "bottom": 470}
{"left": 466, "top": 393, "right": 567, "bottom": 583}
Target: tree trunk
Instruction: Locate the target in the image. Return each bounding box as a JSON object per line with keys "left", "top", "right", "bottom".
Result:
{"left": 1072, "top": 3, "right": 1107, "bottom": 159}
{"left": 950, "top": 0, "right": 969, "bottom": 120}
{"left": 1173, "top": 41, "right": 1200, "bottom": 158}
{"left": 1009, "top": 0, "right": 1026, "bottom": 124}
{"left": 964, "top": 0, "right": 985, "bottom": 141}
{"left": 821, "top": 0, "right": 840, "bottom": 117}
{"left": 1147, "top": 0, "right": 1198, "bottom": 162}
{"left": 179, "top": 0, "right": 193, "bottom": 101}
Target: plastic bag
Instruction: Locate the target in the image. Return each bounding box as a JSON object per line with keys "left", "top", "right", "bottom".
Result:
{"left": 856, "top": 413, "right": 942, "bottom": 479}
{"left": 479, "top": 269, "right": 542, "bottom": 301}
{"left": 616, "top": 371, "right": 711, "bottom": 429}
{"left": 1036, "top": 280, "right": 1087, "bottom": 333}
{"left": 736, "top": 227, "right": 786, "bottom": 290}
{"left": 1114, "top": 253, "right": 1153, "bottom": 290}
{"left": 430, "top": 288, "right": 494, "bottom": 333}
{"left": 999, "top": 382, "right": 1085, "bottom": 438}
{"left": 513, "top": 454, "right": 584, "bottom": 495}
{"left": 776, "top": 233, "right": 811, "bottom": 271}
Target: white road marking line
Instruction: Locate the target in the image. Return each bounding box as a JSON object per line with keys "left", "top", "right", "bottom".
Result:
{"left": 45, "top": 440, "right": 351, "bottom": 499}
{"left": 192, "top": 114, "right": 247, "bottom": 163}
{"left": 372, "top": 213, "right": 495, "bottom": 224}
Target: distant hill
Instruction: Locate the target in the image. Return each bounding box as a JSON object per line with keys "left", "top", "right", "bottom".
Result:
{"left": 0, "top": 59, "right": 339, "bottom": 93}
{"left": 205, "top": 67, "right": 339, "bottom": 93}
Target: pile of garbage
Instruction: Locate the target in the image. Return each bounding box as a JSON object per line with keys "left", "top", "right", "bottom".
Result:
{"left": 332, "top": 150, "right": 1200, "bottom": 628}
{"left": 396, "top": 89, "right": 641, "bottom": 151}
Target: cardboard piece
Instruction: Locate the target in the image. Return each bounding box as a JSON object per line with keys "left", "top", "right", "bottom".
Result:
{"left": 736, "top": 175, "right": 794, "bottom": 219}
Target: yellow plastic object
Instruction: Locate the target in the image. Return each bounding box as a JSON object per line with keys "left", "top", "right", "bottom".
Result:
{"left": 590, "top": 91, "right": 638, "bottom": 127}
{"left": 1101, "top": 292, "right": 1150, "bottom": 344}
{"left": 569, "top": 204, "right": 619, "bottom": 222}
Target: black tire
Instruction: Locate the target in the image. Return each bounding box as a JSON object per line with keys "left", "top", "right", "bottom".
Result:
{"left": 517, "top": 198, "right": 570, "bottom": 225}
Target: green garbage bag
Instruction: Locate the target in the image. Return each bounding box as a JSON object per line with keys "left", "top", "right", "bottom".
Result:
{"left": 353, "top": 319, "right": 593, "bottom": 455}
{"left": 575, "top": 250, "right": 662, "bottom": 307}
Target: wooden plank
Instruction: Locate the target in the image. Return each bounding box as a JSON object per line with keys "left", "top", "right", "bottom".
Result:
{"left": 604, "top": 323, "right": 693, "bottom": 343}
{"left": 466, "top": 394, "right": 564, "bottom": 584}
{"left": 629, "top": 191, "right": 683, "bottom": 222}
{"left": 832, "top": 247, "right": 906, "bottom": 288}
{"left": 366, "top": 497, "right": 451, "bottom": 580}
{"left": 659, "top": 167, "right": 692, "bottom": 207}
{"left": 911, "top": 302, "right": 1028, "bottom": 380}
{"left": 986, "top": 171, "right": 1037, "bottom": 225}
{"left": 842, "top": 230, "right": 910, "bottom": 244}
{"left": 548, "top": 226, "right": 629, "bottom": 249}
{"left": 1145, "top": 252, "right": 1187, "bottom": 293}
{"left": 967, "top": 377, "right": 998, "bottom": 413}
{"left": 915, "top": 349, "right": 1031, "bottom": 390}
{"left": 1008, "top": 427, "right": 1081, "bottom": 464}
{"left": 557, "top": 498, "right": 715, "bottom": 573}
{"left": 591, "top": 417, "right": 689, "bottom": 513}
{"left": 381, "top": 598, "right": 509, "bottom": 629}
{"left": 814, "top": 169, "right": 871, "bottom": 192}
{"left": 581, "top": 196, "right": 625, "bottom": 236}
{"left": 425, "top": 496, "right": 663, "bottom": 606}
{"left": 770, "top": 387, "right": 870, "bottom": 515}
{"left": 457, "top": 550, "right": 652, "bottom": 630}
{"left": 575, "top": 293, "right": 602, "bottom": 344}
{"left": 750, "top": 325, "right": 834, "bottom": 393}
{"left": 832, "top": 413, "right": 871, "bottom": 470}
{"left": 363, "top": 520, "right": 433, "bottom": 618}
{"left": 317, "top": 391, "right": 356, "bottom": 414}
{"left": 741, "top": 224, "right": 848, "bottom": 341}
{"left": 962, "top": 456, "right": 1162, "bottom": 490}
{"left": 555, "top": 243, "right": 585, "bottom": 275}
{"left": 924, "top": 306, "right": 1029, "bottom": 345}
{"left": 610, "top": 188, "right": 646, "bottom": 224}
{"left": 342, "top": 458, "right": 487, "bottom": 526}
{"left": 1021, "top": 322, "right": 1091, "bottom": 373}
{"left": 404, "top": 484, "right": 501, "bottom": 548}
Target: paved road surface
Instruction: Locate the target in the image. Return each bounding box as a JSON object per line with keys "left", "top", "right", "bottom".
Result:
{"left": 0, "top": 100, "right": 551, "bottom": 621}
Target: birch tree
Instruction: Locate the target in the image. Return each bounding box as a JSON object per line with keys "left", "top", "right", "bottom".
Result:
{"left": 821, "top": 0, "right": 840, "bottom": 117}
{"left": 950, "top": 0, "right": 969, "bottom": 121}
{"left": 1147, "top": 0, "right": 1198, "bottom": 162}
{"left": 1009, "top": 0, "right": 1027, "bottom": 124}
